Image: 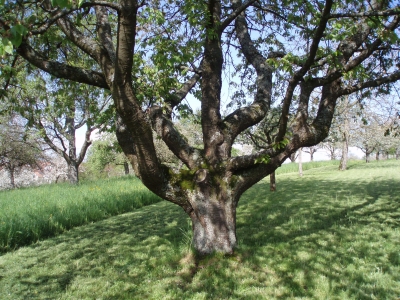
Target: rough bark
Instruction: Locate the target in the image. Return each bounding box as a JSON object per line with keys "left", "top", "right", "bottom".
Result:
{"left": 67, "top": 162, "right": 79, "bottom": 184}
{"left": 188, "top": 172, "right": 237, "bottom": 254}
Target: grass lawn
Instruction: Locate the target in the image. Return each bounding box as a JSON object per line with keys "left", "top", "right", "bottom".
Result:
{"left": 0, "top": 160, "right": 399, "bottom": 299}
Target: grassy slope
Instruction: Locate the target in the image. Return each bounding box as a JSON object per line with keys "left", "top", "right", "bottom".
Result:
{"left": 0, "top": 160, "right": 399, "bottom": 299}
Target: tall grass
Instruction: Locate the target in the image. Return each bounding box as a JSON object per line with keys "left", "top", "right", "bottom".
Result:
{"left": 0, "top": 176, "right": 161, "bottom": 252}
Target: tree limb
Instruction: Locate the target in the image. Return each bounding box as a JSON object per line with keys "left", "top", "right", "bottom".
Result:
{"left": 16, "top": 42, "right": 109, "bottom": 89}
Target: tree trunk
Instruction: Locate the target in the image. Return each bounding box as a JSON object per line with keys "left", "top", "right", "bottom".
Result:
{"left": 366, "top": 151, "right": 371, "bottom": 163}
{"left": 187, "top": 170, "right": 237, "bottom": 255}
{"left": 298, "top": 148, "right": 303, "bottom": 177}
{"left": 123, "top": 161, "right": 129, "bottom": 175}
{"left": 270, "top": 171, "right": 276, "bottom": 192}
{"left": 289, "top": 152, "right": 297, "bottom": 162}
{"left": 376, "top": 151, "right": 380, "bottom": 161}
{"left": 339, "top": 128, "right": 349, "bottom": 171}
{"left": 9, "top": 166, "right": 16, "bottom": 189}
{"left": 67, "top": 162, "right": 79, "bottom": 184}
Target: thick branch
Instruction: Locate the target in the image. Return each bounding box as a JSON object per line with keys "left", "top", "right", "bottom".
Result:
{"left": 224, "top": 0, "right": 273, "bottom": 142}
{"left": 17, "top": 42, "right": 109, "bottom": 88}
{"left": 329, "top": 8, "right": 400, "bottom": 19}
{"left": 77, "top": 125, "right": 93, "bottom": 165}
{"left": 339, "top": 71, "right": 400, "bottom": 96}
{"left": 95, "top": 6, "right": 116, "bottom": 64}
{"left": 201, "top": 0, "right": 224, "bottom": 164}
{"left": 166, "top": 72, "right": 201, "bottom": 110}
{"left": 220, "top": 0, "right": 257, "bottom": 31}
{"left": 148, "top": 106, "right": 202, "bottom": 169}
{"left": 276, "top": 0, "right": 333, "bottom": 142}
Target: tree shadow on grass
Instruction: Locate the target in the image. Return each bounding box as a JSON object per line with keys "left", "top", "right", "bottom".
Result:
{"left": 0, "top": 170, "right": 399, "bottom": 299}
{"left": 234, "top": 174, "right": 400, "bottom": 299}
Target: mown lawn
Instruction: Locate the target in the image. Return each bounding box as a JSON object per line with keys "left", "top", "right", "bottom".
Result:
{"left": 0, "top": 160, "right": 399, "bottom": 299}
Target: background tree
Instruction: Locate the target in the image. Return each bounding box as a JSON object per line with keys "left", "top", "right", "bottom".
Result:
{"left": 1, "top": 0, "right": 400, "bottom": 255}
{"left": 354, "top": 99, "right": 399, "bottom": 162}
{"left": 303, "top": 146, "right": 319, "bottom": 162}
{"left": 86, "top": 132, "right": 130, "bottom": 178}
{"left": 5, "top": 73, "right": 112, "bottom": 184}
{"left": 0, "top": 115, "right": 46, "bottom": 188}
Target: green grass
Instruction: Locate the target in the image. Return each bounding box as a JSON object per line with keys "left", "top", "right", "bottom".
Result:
{"left": 275, "top": 159, "right": 358, "bottom": 175}
{"left": 0, "top": 176, "right": 162, "bottom": 253}
{"left": 0, "top": 159, "right": 399, "bottom": 299}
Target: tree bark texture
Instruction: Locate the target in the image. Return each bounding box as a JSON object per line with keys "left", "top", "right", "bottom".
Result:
{"left": 67, "top": 162, "right": 79, "bottom": 185}
{"left": 188, "top": 172, "right": 237, "bottom": 254}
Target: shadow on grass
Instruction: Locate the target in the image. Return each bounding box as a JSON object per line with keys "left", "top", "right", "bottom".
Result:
{"left": 233, "top": 174, "right": 400, "bottom": 299}
{"left": 0, "top": 163, "right": 399, "bottom": 299}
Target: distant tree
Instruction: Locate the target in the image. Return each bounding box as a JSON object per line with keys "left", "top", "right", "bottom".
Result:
{"left": 298, "top": 148, "right": 304, "bottom": 177}
{"left": 6, "top": 74, "right": 112, "bottom": 184}
{"left": 332, "top": 95, "right": 361, "bottom": 170}
{"left": 303, "top": 146, "right": 318, "bottom": 162}
{"left": 0, "top": 115, "right": 46, "bottom": 188}
{"left": 354, "top": 100, "right": 399, "bottom": 163}
{"left": 86, "top": 132, "right": 130, "bottom": 177}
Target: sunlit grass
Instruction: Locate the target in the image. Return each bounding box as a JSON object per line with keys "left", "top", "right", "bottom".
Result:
{"left": 275, "top": 158, "right": 362, "bottom": 175}
{"left": 0, "top": 176, "right": 162, "bottom": 252}
{"left": 0, "top": 159, "right": 399, "bottom": 299}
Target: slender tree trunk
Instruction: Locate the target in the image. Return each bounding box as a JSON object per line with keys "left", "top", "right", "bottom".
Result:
{"left": 298, "top": 148, "right": 303, "bottom": 177}
{"left": 366, "top": 151, "right": 371, "bottom": 163}
{"left": 123, "top": 161, "right": 129, "bottom": 175}
{"left": 9, "top": 166, "right": 16, "bottom": 189}
{"left": 270, "top": 171, "right": 276, "bottom": 191}
{"left": 339, "top": 95, "right": 350, "bottom": 170}
{"left": 376, "top": 151, "right": 380, "bottom": 161}
{"left": 339, "top": 127, "right": 349, "bottom": 171}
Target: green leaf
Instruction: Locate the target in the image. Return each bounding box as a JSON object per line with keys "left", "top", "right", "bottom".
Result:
{"left": 2, "top": 38, "right": 13, "bottom": 55}
{"left": 51, "top": 0, "right": 72, "bottom": 8}
{"left": 10, "top": 24, "right": 28, "bottom": 47}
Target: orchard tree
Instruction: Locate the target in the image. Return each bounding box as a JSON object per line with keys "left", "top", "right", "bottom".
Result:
{"left": 303, "top": 146, "right": 319, "bottom": 162}
{"left": 0, "top": 115, "right": 46, "bottom": 188}
{"left": 5, "top": 73, "right": 112, "bottom": 184}
{"left": 86, "top": 132, "right": 130, "bottom": 176}
{"left": 1, "top": 0, "right": 400, "bottom": 255}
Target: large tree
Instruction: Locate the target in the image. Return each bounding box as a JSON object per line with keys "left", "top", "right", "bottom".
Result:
{"left": 1, "top": 0, "right": 400, "bottom": 255}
